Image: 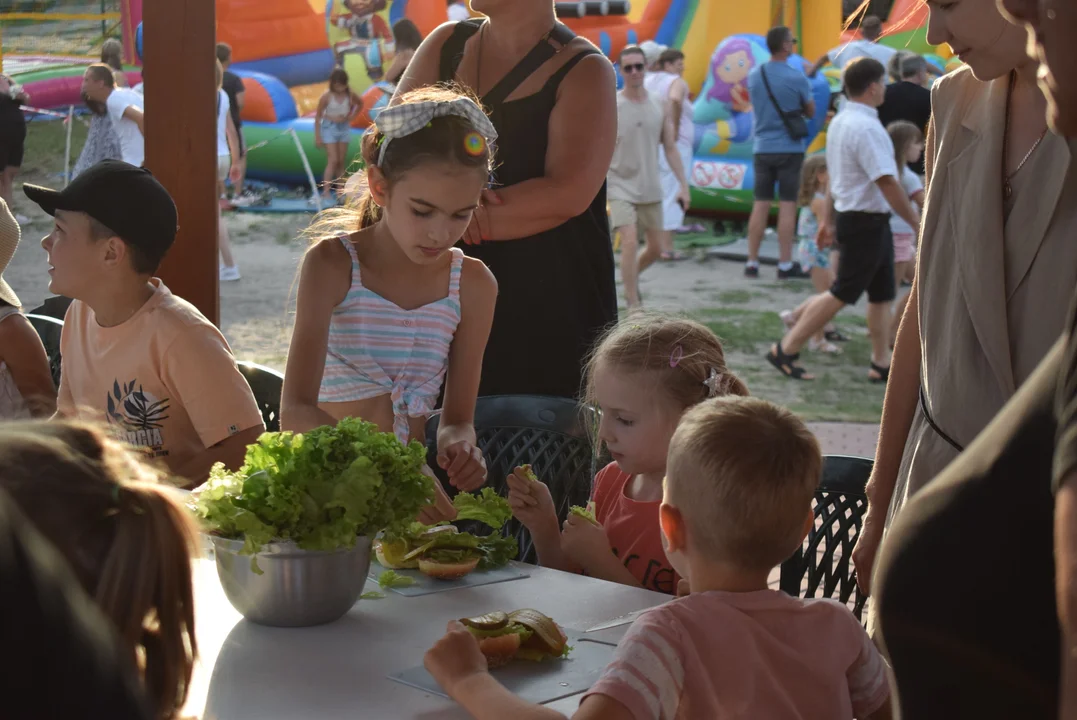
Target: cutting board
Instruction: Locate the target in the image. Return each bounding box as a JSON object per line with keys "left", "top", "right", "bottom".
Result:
{"left": 368, "top": 559, "right": 529, "bottom": 596}
{"left": 388, "top": 632, "right": 617, "bottom": 704}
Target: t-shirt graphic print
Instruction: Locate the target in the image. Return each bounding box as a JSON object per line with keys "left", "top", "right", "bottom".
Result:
{"left": 105, "top": 377, "right": 171, "bottom": 458}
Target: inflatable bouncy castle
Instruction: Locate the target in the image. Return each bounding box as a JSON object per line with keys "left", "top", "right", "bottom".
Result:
{"left": 688, "top": 35, "right": 830, "bottom": 214}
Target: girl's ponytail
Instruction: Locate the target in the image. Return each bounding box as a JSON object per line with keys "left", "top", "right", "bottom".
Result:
{"left": 96, "top": 484, "right": 198, "bottom": 719}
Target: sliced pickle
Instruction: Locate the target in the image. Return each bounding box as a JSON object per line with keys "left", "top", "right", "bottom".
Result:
{"left": 507, "top": 609, "right": 566, "bottom": 655}
{"left": 460, "top": 611, "right": 509, "bottom": 630}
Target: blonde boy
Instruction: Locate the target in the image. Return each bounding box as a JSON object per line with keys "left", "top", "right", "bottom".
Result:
{"left": 425, "top": 396, "right": 891, "bottom": 719}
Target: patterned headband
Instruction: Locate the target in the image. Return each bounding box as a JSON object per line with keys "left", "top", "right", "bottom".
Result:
{"left": 373, "top": 97, "right": 498, "bottom": 166}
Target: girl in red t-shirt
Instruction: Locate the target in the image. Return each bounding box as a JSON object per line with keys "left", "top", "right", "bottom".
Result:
{"left": 508, "top": 313, "right": 748, "bottom": 594}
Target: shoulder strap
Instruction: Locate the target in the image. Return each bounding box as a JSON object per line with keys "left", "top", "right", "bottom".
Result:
{"left": 544, "top": 47, "right": 601, "bottom": 94}
{"left": 760, "top": 65, "right": 798, "bottom": 138}
{"left": 338, "top": 235, "right": 361, "bottom": 286}
{"left": 483, "top": 23, "right": 577, "bottom": 106}
{"left": 438, "top": 19, "right": 484, "bottom": 83}
{"left": 448, "top": 248, "right": 464, "bottom": 296}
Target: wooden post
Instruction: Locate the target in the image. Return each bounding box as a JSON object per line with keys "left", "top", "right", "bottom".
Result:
{"left": 143, "top": 0, "right": 219, "bottom": 325}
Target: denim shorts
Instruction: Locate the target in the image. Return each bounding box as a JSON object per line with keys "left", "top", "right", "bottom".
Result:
{"left": 320, "top": 119, "right": 351, "bottom": 144}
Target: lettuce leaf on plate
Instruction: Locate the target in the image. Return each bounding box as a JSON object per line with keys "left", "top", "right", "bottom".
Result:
{"left": 195, "top": 418, "right": 434, "bottom": 556}
{"left": 452, "top": 487, "right": 512, "bottom": 530}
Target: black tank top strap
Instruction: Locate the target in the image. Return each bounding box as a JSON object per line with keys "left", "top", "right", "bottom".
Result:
{"left": 542, "top": 47, "right": 602, "bottom": 94}
{"left": 438, "top": 19, "right": 484, "bottom": 83}
{"left": 482, "top": 23, "right": 577, "bottom": 107}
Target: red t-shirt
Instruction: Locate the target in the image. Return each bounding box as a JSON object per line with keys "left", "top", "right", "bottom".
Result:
{"left": 591, "top": 462, "right": 681, "bottom": 594}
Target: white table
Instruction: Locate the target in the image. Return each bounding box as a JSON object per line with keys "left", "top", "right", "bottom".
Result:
{"left": 183, "top": 559, "right": 668, "bottom": 719}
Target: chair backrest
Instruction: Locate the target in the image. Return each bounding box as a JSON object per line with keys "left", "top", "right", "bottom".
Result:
{"left": 425, "top": 395, "right": 599, "bottom": 563}
{"left": 28, "top": 295, "right": 74, "bottom": 321}
{"left": 778, "top": 454, "right": 871, "bottom": 620}
{"left": 25, "top": 313, "right": 64, "bottom": 389}
{"left": 237, "top": 361, "right": 284, "bottom": 432}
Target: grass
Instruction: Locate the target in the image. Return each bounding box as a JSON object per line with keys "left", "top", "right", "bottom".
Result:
{"left": 690, "top": 306, "right": 884, "bottom": 423}
{"left": 22, "top": 116, "right": 88, "bottom": 183}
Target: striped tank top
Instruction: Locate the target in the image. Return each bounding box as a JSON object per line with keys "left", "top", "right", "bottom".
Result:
{"left": 318, "top": 236, "right": 463, "bottom": 443}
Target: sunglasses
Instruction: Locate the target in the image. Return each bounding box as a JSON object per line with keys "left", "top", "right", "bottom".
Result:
{"left": 622, "top": 63, "right": 645, "bottom": 73}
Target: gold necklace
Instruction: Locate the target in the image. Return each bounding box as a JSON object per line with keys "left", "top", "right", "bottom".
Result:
{"left": 1002, "top": 71, "right": 1048, "bottom": 200}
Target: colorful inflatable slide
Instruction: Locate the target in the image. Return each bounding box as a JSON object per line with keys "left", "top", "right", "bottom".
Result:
{"left": 8, "top": 0, "right": 945, "bottom": 213}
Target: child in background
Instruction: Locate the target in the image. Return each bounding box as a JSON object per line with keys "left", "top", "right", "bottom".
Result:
{"left": 282, "top": 87, "right": 498, "bottom": 523}
{"left": 0, "top": 198, "right": 55, "bottom": 418}
{"left": 780, "top": 154, "right": 846, "bottom": 354}
{"left": 23, "top": 160, "right": 264, "bottom": 487}
{"left": 885, "top": 120, "right": 925, "bottom": 349}
{"left": 427, "top": 396, "right": 892, "bottom": 720}
{"left": 314, "top": 67, "right": 363, "bottom": 202}
{"left": 507, "top": 314, "right": 748, "bottom": 594}
{"left": 0, "top": 420, "right": 200, "bottom": 720}
{"left": 215, "top": 59, "right": 242, "bottom": 282}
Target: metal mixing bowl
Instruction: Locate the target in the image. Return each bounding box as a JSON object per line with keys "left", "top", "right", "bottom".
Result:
{"left": 212, "top": 536, "right": 373, "bottom": 627}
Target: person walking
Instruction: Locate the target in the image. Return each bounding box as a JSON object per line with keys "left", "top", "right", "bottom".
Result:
{"left": 878, "top": 54, "right": 931, "bottom": 175}
{"left": 744, "top": 27, "right": 816, "bottom": 280}
{"left": 80, "top": 64, "right": 144, "bottom": 168}
{"left": 765, "top": 57, "right": 919, "bottom": 382}
{"left": 389, "top": 0, "right": 619, "bottom": 399}
{"left": 644, "top": 48, "right": 697, "bottom": 259}
{"left": 809, "top": 15, "right": 897, "bottom": 76}
{"left": 217, "top": 43, "right": 248, "bottom": 198}
{"left": 608, "top": 45, "right": 690, "bottom": 309}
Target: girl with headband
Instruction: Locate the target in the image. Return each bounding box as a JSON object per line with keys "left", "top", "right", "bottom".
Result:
{"left": 282, "top": 86, "right": 498, "bottom": 523}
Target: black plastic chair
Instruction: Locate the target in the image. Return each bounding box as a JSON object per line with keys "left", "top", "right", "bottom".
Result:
{"left": 425, "top": 395, "right": 600, "bottom": 563}
{"left": 779, "top": 454, "right": 871, "bottom": 620}
{"left": 25, "top": 313, "right": 64, "bottom": 389}
{"left": 28, "top": 295, "right": 73, "bottom": 322}
{"left": 237, "top": 361, "right": 284, "bottom": 432}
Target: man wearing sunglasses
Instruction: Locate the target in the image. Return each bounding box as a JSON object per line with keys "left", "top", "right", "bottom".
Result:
{"left": 607, "top": 45, "right": 690, "bottom": 309}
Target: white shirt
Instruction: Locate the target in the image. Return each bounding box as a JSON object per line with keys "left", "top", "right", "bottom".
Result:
{"left": 890, "top": 166, "right": 923, "bottom": 235}
{"left": 447, "top": 3, "right": 470, "bottom": 21}
{"left": 825, "top": 101, "right": 898, "bottom": 214}
{"left": 216, "top": 88, "right": 230, "bottom": 157}
{"left": 644, "top": 71, "right": 694, "bottom": 148}
{"left": 106, "top": 88, "right": 145, "bottom": 167}
{"left": 828, "top": 39, "right": 897, "bottom": 71}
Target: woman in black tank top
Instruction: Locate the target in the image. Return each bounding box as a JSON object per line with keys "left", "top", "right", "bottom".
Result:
{"left": 392, "top": 4, "right": 618, "bottom": 399}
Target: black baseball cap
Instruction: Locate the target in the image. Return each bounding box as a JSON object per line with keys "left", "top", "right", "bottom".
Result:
{"left": 23, "top": 160, "right": 177, "bottom": 268}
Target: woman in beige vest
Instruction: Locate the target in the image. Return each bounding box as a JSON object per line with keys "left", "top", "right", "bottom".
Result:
{"left": 853, "top": 0, "right": 1077, "bottom": 595}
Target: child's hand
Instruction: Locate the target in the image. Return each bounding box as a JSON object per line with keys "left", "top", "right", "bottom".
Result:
{"left": 506, "top": 468, "right": 557, "bottom": 534}
{"left": 438, "top": 440, "right": 487, "bottom": 491}
{"left": 424, "top": 620, "right": 488, "bottom": 696}
{"left": 417, "top": 466, "right": 459, "bottom": 525}
{"left": 816, "top": 224, "right": 834, "bottom": 250}
{"left": 561, "top": 513, "right": 613, "bottom": 571}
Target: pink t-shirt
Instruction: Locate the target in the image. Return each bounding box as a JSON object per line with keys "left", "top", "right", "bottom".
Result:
{"left": 592, "top": 462, "right": 680, "bottom": 594}
{"left": 584, "top": 590, "right": 889, "bottom": 720}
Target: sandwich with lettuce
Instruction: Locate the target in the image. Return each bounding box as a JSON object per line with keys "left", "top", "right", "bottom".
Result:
{"left": 375, "top": 487, "right": 518, "bottom": 579}
{"left": 460, "top": 609, "right": 570, "bottom": 667}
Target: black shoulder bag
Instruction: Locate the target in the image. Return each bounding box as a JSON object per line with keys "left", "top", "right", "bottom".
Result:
{"left": 760, "top": 65, "right": 809, "bottom": 140}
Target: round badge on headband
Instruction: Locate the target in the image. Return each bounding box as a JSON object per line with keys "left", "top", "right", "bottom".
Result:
{"left": 464, "top": 132, "right": 486, "bottom": 157}
{"left": 373, "top": 97, "right": 498, "bottom": 166}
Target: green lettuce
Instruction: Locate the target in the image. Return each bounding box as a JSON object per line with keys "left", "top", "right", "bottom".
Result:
{"left": 452, "top": 487, "right": 513, "bottom": 529}
{"left": 195, "top": 418, "right": 434, "bottom": 556}
{"left": 477, "top": 534, "right": 519, "bottom": 570}
{"left": 378, "top": 570, "right": 417, "bottom": 589}
{"left": 569, "top": 501, "right": 598, "bottom": 525}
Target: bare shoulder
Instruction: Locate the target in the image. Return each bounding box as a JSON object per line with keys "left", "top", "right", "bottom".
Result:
{"left": 561, "top": 43, "right": 616, "bottom": 86}
{"left": 0, "top": 312, "right": 39, "bottom": 354}
{"left": 300, "top": 235, "right": 353, "bottom": 300}
{"left": 459, "top": 255, "right": 497, "bottom": 297}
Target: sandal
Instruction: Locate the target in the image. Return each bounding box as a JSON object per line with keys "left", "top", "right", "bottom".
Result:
{"left": 766, "top": 342, "right": 815, "bottom": 381}
{"left": 824, "top": 329, "right": 849, "bottom": 343}
{"left": 660, "top": 251, "right": 688, "bottom": 262}
{"left": 868, "top": 361, "right": 890, "bottom": 384}
{"left": 809, "top": 338, "right": 842, "bottom": 355}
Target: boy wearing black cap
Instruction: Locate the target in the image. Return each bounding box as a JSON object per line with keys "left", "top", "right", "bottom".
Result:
{"left": 23, "top": 160, "right": 264, "bottom": 487}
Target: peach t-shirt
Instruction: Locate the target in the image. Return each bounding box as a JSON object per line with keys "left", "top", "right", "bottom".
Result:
{"left": 584, "top": 591, "right": 889, "bottom": 719}
{"left": 592, "top": 462, "right": 680, "bottom": 594}
{"left": 58, "top": 280, "right": 264, "bottom": 474}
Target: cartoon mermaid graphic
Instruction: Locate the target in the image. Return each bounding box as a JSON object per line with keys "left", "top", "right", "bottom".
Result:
{"left": 706, "top": 38, "right": 756, "bottom": 145}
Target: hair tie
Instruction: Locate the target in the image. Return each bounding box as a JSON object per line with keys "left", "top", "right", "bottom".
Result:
{"left": 703, "top": 368, "right": 721, "bottom": 397}
{"left": 669, "top": 345, "right": 684, "bottom": 368}
{"left": 464, "top": 131, "right": 486, "bottom": 157}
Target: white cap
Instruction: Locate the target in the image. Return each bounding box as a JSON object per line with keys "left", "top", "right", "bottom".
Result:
{"left": 639, "top": 40, "right": 668, "bottom": 68}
